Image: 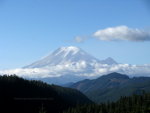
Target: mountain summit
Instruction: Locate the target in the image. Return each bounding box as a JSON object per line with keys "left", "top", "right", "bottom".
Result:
{"left": 25, "top": 46, "right": 117, "bottom": 68}
{"left": 22, "top": 46, "right": 119, "bottom": 84}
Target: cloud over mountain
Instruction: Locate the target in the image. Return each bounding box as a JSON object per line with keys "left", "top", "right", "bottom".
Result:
{"left": 1, "top": 64, "right": 150, "bottom": 78}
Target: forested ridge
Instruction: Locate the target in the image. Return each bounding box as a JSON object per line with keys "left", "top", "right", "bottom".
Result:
{"left": 0, "top": 75, "right": 150, "bottom": 113}
{"left": 70, "top": 72, "right": 150, "bottom": 103}
{"left": 0, "top": 75, "right": 92, "bottom": 113}
{"left": 63, "top": 92, "right": 150, "bottom": 113}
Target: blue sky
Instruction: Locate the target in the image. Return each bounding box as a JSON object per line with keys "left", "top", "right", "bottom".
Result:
{"left": 0, "top": 0, "right": 150, "bottom": 69}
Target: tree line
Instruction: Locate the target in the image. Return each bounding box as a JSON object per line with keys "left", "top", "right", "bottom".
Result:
{"left": 63, "top": 92, "right": 150, "bottom": 113}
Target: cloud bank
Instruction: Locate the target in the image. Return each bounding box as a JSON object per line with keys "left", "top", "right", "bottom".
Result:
{"left": 1, "top": 63, "right": 150, "bottom": 78}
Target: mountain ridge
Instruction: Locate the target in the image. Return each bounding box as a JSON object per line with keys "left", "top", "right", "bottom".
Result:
{"left": 69, "top": 72, "right": 150, "bottom": 103}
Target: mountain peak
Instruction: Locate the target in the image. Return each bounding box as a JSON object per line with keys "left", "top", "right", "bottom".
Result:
{"left": 24, "top": 46, "right": 117, "bottom": 69}
{"left": 60, "top": 46, "right": 79, "bottom": 51}
{"left": 58, "top": 46, "right": 80, "bottom": 57}
{"left": 24, "top": 46, "right": 99, "bottom": 68}
{"left": 102, "top": 72, "right": 129, "bottom": 79}
{"left": 100, "top": 57, "right": 117, "bottom": 65}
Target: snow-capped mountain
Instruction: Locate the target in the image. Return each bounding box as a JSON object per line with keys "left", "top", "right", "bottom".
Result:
{"left": 21, "top": 46, "right": 118, "bottom": 84}
{"left": 1, "top": 46, "right": 150, "bottom": 84}
{"left": 25, "top": 46, "right": 117, "bottom": 68}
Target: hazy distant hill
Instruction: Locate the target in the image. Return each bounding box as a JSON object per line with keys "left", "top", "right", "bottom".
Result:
{"left": 0, "top": 75, "right": 92, "bottom": 113}
{"left": 70, "top": 72, "right": 150, "bottom": 103}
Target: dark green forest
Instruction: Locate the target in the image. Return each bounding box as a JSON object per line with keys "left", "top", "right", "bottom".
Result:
{"left": 0, "top": 75, "right": 150, "bottom": 113}
{"left": 63, "top": 92, "right": 150, "bottom": 113}
{"left": 0, "top": 75, "right": 92, "bottom": 113}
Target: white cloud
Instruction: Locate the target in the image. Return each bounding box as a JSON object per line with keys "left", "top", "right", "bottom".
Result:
{"left": 0, "top": 61, "right": 88, "bottom": 78}
{"left": 1, "top": 63, "right": 150, "bottom": 78}
{"left": 93, "top": 26, "right": 150, "bottom": 41}
{"left": 93, "top": 64, "right": 150, "bottom": 77}
{"left": 0, "top": 68, "right": 55, "bottom": 78}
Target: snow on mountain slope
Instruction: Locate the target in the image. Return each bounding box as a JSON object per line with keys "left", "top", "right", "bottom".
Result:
{"left": 25, "top": 46, "right": 116, "bottom": 68}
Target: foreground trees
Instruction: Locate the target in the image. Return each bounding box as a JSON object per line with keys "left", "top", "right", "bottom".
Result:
{"left": 63, "top": 92, "right": 150, "bottom": 113}
{"left": 0, "top": 75, "right": 149, "bottom": 113}
{"left": 0, "top": 75, "right": 92, "bottom": 113}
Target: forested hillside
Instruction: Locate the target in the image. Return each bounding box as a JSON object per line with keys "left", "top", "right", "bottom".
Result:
{"left": 63, "top": 92, "right": 150, "bottom": 113}
{"left": 70, "top": 72, "right": 150, "bottom": 103}
{"left": 0, "top": 75, "right": 92, "bottom": 113}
